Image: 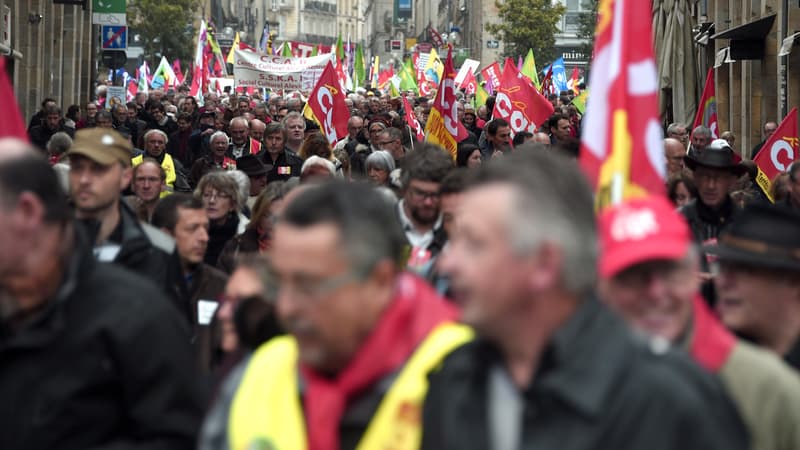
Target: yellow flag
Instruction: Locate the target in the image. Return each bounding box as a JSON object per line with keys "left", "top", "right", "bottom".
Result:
{"left": 226, "top": 32, "right": 240, "bottom": 64}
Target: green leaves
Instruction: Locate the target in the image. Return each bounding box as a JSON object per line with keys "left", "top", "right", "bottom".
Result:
{"left": 128, "top": 0, "right": 198, "bottom": 66}
{"left": 485, "top": 0, "right": 566, "bottom": 65}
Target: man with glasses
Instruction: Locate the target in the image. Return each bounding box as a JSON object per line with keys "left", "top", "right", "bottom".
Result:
{"left": 376, "top": 127, "right": 408, "bottom": 167}
{"left": 203, "top": 182, "right": 470, "bottom": 450}
{"left": 680, "top": 139, "right": 746, "bottom": 302}
{"left": 599, "top": 196, "right": 800, "bottom": 450}
{"left": 397, "top": 144, "right": 454, "bottom": 273}
{"left": 709, "top": 203, "right": 800, "bottom": 371}
{"left": 666, "top": 122, "right": 689, "bottom": 147}
{"left": 751, "top": 121, "right": 778, "bottom": 158}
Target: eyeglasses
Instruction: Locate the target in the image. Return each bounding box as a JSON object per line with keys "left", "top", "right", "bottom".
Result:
{"left": 369, "top": 128, "right": 385, "bottom": 134}
{"left": 409, "top": 186, "right": 440, "bottom": 201}
{"left": 378, "top": 139, "right": 397, "bottom": 146}
{"left": 202, "top": 191, "right": 231, "bottom": 201}
{"left": 268, "top": 269, "right": 363, "bottom": 303}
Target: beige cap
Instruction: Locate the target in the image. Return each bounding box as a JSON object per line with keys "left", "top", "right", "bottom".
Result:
{"left": 67, "top": 128, "right": 133, "bottom": 167}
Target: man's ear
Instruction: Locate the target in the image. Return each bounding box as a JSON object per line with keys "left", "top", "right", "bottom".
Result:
{"left": 13, "top": 192, "right": 45, "bottom": 231}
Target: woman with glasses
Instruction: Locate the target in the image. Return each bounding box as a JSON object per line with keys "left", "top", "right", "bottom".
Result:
{"left": 195, "top": 171, "right": 250, "bottom": 266}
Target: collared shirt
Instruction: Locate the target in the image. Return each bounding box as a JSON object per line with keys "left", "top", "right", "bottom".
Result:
{"left": 397, "top": 199, "right": 442, "bottom": 250}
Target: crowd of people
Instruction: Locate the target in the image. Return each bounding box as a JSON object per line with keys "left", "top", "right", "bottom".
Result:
{"left": 2, "top": 80, "right": 799, "bottom": 450}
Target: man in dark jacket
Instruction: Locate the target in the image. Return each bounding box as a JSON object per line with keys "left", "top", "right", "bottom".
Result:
{"left": 425, "top": 148, "right": 748, "bottom": 450}
{"left": 0, "top": 142, "right": 205, "bottom": 450}
{"left": 152, "top": 194, "right": 228, "bottom": 374}
{"left": 680, "top": 138, "right": 746, "bottom": 303}
{"left": 261, "top": 122, "right": 303, "bottom": 182}
{"left": 67, "top": 128, "right": 192, "bottom": 326}
{"left": 28, "top": 104, "right": 75, "bottom": 152}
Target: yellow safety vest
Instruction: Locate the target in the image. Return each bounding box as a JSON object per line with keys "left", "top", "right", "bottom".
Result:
{"left": 131, "top": 153, "right": 176, "bottom": 198}
{"left": 228, "top": 322, "right": 472, "bottom": 450}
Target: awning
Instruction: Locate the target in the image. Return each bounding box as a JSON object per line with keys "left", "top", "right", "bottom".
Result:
{"left": 710, "top": 14, "right": 776, "bottom": 60}
{"left": 710, "top": 14, "right": 776, "bottom": 40}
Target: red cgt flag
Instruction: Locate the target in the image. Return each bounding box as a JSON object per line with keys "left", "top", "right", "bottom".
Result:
{"left": 491, "top": 59, "right": 554, "bottom": 136}
{"left": 403, "top": 94, "right": 425, "bottom": 142}
{"left": 306, "top": 61, "right": 351, "bottom": 145}
{"left": 424, "top": 47, "right": 468, "bottom": 158}
{"left": 578, "top": 0, "right": 665, "bottom": 209}
{"left": 0, "top": 57, "right": 27, "bottom": 141}
{"left": 692, "top": 68, "right": 718, "bottom": 139}
{"left": 753, "top": 107, "right": 798, "bottom": 203}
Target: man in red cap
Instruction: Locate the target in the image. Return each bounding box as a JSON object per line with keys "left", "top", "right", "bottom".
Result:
{"left": 598, "top": 195, "right": 800, "bottom": 450}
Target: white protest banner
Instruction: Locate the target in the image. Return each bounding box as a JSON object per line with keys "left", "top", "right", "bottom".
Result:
{"left": 233, "top": 48, "right": 332, "bottom": 91}
{"left": 454, "top": 58, "right": 480, "bottom": 86}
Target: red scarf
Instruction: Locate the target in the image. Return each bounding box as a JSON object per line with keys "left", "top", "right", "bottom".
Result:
{"left": 689, "top": 295, "right": 736, "bottom": 372}
{"left": 300, "top": 273, "right": 459, "bottom": 450}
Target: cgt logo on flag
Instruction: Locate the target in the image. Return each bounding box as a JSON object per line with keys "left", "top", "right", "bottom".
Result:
{"left": 306, "top": 61, "right": 351, "bottom": 145}
{"left": 753, "top": 107, "right": 798, "bottom": 202}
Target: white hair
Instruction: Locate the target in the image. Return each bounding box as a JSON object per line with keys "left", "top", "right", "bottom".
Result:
{"left": 225, "top": 170, "right": 251, "bottom": 206}
{"left": 209, "top": 131, "right": 229, "bottom": 145}
{"left": 301, "top": 155, "right": 336, "bottom": 175}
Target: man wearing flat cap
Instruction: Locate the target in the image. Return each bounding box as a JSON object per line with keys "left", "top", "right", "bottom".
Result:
{"left": 236, "top": 154, "right": 271, "bottom": 210}
{"left": 67, "top": 128, "right": 192, "bottom": 326}
{"left": 680, "top": 138, "right": 746, "bottom": 301}
{"left": 710, "top": 203, "right": 800, "bottom": 371}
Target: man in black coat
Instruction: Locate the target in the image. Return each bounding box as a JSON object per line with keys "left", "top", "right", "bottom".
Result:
{"left": 28, "top": 104, "right": 75, "bottom": 152}
{"left": 425, "top": 148, "right": 748, "bottom": 450}
{"left": 0, "top": 142, "right": 205, "bottom": 450}
{"left": 67, "top": 128, "right": 192, "bottom": 325}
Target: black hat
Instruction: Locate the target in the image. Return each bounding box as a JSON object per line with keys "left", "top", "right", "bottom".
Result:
{"left": 236, "top": 154, "right": 270, "bottom": 177}
{"left": 704, "top": 203, "right": 800, "bottom": 272}
{"left": 684, "top": 139, "right": 746, "bottom": 176}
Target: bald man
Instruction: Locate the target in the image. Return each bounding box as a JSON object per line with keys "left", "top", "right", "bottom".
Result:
{"left": 664, "top": 137, "right": 686, "bottom": 177}
{"left": 250, "top": 119, "right": 267, "bottom": 144}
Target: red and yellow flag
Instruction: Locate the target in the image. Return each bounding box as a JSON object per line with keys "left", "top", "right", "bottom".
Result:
{"left": 579, "top": 0, "right": 665, "bottom": 209}
{"left": 753, "top": 108, "right": 798, "bottom": 203}
{"left": 304, "top": 61, "right": 351, "bottom": 145}
{"left": 424, "top": 47, "right": 468, "bottom": 158}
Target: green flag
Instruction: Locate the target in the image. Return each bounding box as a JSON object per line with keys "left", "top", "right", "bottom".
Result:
{"left": 335, "top": 34, "right": 344, "bottom": 61}
{"left": 354, "top": 43, "right": 365, "bottom": 89}
{"left": 474, "top": 83, "right": 489, "bottom": 109}
{"left": 399, "top": 58, "right": 418, "bottom": 93}
{"left": 572, "top": 89, "right": 589, "bottom": 114}
{"left": 281, "top": 42, "right": 292, "bottom": 57}
{"left": 521, "top": 49, "right": 540, "bottom": 88}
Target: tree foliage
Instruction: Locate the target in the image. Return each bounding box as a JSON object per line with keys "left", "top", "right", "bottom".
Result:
{"left": 485, "top": 0, "right": 566, "bottom": 65}
{"left": 128, "top": 0, "right": 198, "bottom": 66}
{"left": 577, "top": 0, "right": 599, "bottom": 59}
